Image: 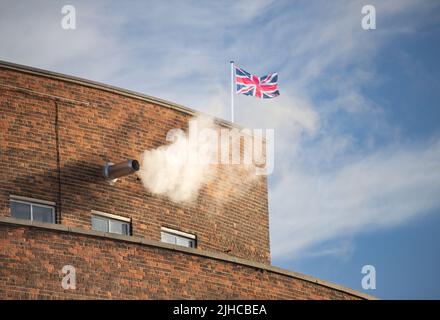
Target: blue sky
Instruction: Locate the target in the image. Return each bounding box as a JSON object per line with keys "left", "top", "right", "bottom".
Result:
{"left": 1, "top": 0, "right": 440, "bottom": 299}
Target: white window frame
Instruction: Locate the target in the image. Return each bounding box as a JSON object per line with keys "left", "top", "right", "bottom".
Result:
{"left": 9, "top": 195, "right": 56, "bottom": 223}
{"left": 91, "top": 210, "right": 131, "bottom": 235}
{"left": 161, "top": 227, "right": 196, "bottom": 248}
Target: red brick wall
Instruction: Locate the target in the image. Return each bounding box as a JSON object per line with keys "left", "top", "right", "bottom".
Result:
{"left": 0, "top": 64, "right": 270, "bottom": 264}
{"left": 0, "top": 223, "right": 363, "bottom": 300}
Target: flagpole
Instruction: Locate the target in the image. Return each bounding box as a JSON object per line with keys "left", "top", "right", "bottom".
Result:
{"left": 230, "top": 60, "right": 235, "bottom": 123}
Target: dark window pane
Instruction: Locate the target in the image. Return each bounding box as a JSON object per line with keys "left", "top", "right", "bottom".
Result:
{"left": 11, "top": 201, "right": 31, "bottom": 220}
{"left": 92, "top": 216, "right": 108, "bottom": 232}
{"left": 121, "top": 223, "right": 130, "bottom": 235}
{"left": 32, "top": 205, "right": 54, "bottom": 223}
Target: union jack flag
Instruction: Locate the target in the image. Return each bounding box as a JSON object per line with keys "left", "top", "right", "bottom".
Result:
{"left": 235, "top": 65, "right": 280, "bottom": 99}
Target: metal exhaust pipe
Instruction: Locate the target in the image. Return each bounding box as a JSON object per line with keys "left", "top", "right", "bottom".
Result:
{"left": 103, "top": 159, "right": 140, "bottom": 184}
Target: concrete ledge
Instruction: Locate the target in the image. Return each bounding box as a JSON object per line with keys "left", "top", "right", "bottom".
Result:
{"left": 0, "top": 216, "right": 376, "bottom": 300}
{"left": 0, "top": 60, "right": 239, "bottom": 129}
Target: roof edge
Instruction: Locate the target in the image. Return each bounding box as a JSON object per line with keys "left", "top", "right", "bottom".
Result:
{"left": 0, "top": 60, "right": 239, "bottom": 129}
{"left": 0, "top": 216, "right": 377, "bottom": 300}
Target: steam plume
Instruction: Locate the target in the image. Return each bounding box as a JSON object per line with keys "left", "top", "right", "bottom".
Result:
{"left": 138, "top": 116, "right": 217, "bottom": 203}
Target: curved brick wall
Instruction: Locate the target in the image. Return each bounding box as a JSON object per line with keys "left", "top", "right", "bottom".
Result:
{"left": 0, "top": 219, "right": 369, "bottom": 299}
{"left": 0, "top": 61, "right": 269, "bottom": 264}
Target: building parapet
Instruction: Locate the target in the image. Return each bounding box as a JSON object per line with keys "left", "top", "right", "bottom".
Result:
{"left": 0, "top": 216, "right": 376, "bottom": 300}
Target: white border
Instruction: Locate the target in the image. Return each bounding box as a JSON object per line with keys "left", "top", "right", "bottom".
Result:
{"left": 161, "top": 226, "right": 196, "bottom": 240}
{"left": 10, "top": 195, "right": 56, "bottom": 206}
{"left": 91, "top": 210, "right": 131, "bottom": 223}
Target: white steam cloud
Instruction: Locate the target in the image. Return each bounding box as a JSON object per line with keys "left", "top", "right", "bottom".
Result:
{"left": 138, "top": 116, "right": 217, "bottom": 203}
{"left": 137, "top": 115, "right": 267, "bottom": 204}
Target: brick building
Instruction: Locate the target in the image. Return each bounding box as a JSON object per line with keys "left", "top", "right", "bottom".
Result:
{"left": 0, "top": 60, "right": 373, "bottom": 299}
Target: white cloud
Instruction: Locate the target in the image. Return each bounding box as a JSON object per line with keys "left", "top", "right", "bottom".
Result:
{"left": 271, "top": 139, "right": 440, "bottom": 258}
{"left": 300, "top": 240, "right": 355, "bottom": 260}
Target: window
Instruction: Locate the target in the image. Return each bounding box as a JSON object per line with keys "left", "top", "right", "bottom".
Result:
{"left": 91, "top": 210, "right": 130, "bottom": 236}
{"left": 10, "top": 196, "right": 55, "bottom": 223}
{"left": 161, "top": 227, "right": 196, "bottom": 248}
